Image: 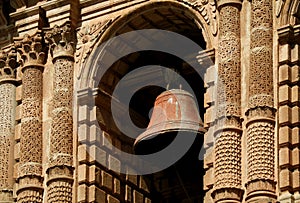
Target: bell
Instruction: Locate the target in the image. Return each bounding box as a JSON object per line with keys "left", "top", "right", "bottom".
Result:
{"left": 134, "top": 89, "right": 205, "bottom": 154}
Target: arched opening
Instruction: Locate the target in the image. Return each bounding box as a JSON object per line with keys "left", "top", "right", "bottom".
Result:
{"left": 92, "top": 2, "right": 210, "bottom": 202}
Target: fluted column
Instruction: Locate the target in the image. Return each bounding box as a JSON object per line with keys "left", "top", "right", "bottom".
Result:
{"left": 211, "top": 0, "right": 244, "bottom": 202}
{"left": 15, "top": 31, "right": 46, "bottom": 202}
{"left": 44, "top": 22, "right": 75, "bottom": 203}
{"left": 0, "top": 48, "right": 18, "bottom": 202}
{"left": 245, "top": 0, "right": 276, "bottom": 202}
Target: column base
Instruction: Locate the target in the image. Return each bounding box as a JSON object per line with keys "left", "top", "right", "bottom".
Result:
{"left": 211, "top": 187, "right": 244, "bottom": 203}
{"left": 245, "top": 180, "right": 277, "bottom": 203}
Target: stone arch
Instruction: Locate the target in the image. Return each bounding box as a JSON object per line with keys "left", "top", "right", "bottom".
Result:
{"left": 277, "top": 0, "right": 300, "bottom": 26}
{"left": 77, "top": 0, "right": 216, "bottom": 90}
{"left": 76, "top": 1, "right": 216, "bottom": 202}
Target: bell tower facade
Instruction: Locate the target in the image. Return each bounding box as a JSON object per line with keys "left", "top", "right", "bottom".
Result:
{"left": 0, "top": 0, "right": 299, "bottom": 202}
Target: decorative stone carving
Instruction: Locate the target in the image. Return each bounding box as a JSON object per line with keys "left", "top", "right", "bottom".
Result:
{"left": 246, "top": 0, "right": 276, "bottom": 201}
{"left": 75, "top": 17, "right": 120, "bottom": 78}
{"left": 0, "top": 48, "right": 17, "bottom": 202}
{"left": 178, "top": 0, "right": 218, "bottom": 35}
{"left": 44, "top": 21, "right": 75, "bottom": 203}
{"left": 212, "top": 1, "right": 243, "bottom": 202}
{"left": 14, "top": 31, "right": 46, "bottom": 202}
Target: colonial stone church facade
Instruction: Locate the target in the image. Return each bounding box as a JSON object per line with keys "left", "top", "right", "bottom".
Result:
{"left": 0, "top": 0, "right": 299, "bottom": 202}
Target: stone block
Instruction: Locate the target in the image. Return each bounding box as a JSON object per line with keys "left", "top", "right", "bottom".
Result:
{"left": 291, "top": 65, "right": 300, "bottom": 83}
{"left": 101, "top": 170, "right": 113, "bottom": 190}
{"left": 89, "top": 145, "right": 107, "bottom": 166}
{"left": 279, "top": 126, "right": 291, "bottom": 146}
{"left": 78, "top": 144, "right": 89, "bottom": 164}
{"left": 15, "top": 85, "right": 22, "bottom": 103}
{"left": 145, "top": 197, "right": 152, "bottom": 203}
{"left": 279, "top": 85, "right": 291, "bottom": 104}
{"left": 78, "top": 105, "right": 89, "bottom": 122}
{"left": 89, "top": 124, "right": 101, "bottom": 144}
{"left": 279, "top": 105, "right": 291, "bottom": 126}
{"left": 14, "top": 123, "right": 21, "bottom": 141}
{"left": 14, "top": 142, "right": 20, "bottom": 161}
{"left": 88, "top": 185, "right": 106, "bottom": 203}
{"left": 78, "top": 124, "right": 89, "bottom": 143}
{"left": 126, "top": 174, "right": 138, "bottom": 185}
{"left": 292, "top": 148, "right": 300, "bottom": 167}
{"left": 78, "top": 164, "right": 88, "bottom": 184}
{"left": 133, "top": 190, "right": 143, "bottom": 203}
{"left": 114, "top": 178, "right": 121, "bottom": 195}
{"left": 77, "top": 184, "right": 87, "bottom": 203}
{"left": 108, "top": 195, "right": 120, "bottom": 203}
{"left": 280, "top": 169, "right": 292, "bottom": 189}
{"left": 279, "top": 147, "right": 291, "bottom": 167}
{"left": 291, "top": 85, "right": 299, "bottom": 104}
{"left": 292, "top": 106, "right": 300, "bottom": 125}
{"left": 279, "top": 64, "right": 290, "bottom": 84}
{"left": 139, "top": 177, "right": 150, "bottom": 193}
{"left": 292, "top": 127, "right": 300, "bottom": 145}
{"left": 293, "top": 170, "right": 300, "bottom": 190}
{"left": 279, "top": 44, "right": 291, "bottom": 63}
{"left": 15, "top": 104, "right": 21, "bottom": 122}
{"left": 125, "top": 185, "right": 132, "bottom": 202}
{"left": 108, "top": 155, "right": 121, "bottom": 173}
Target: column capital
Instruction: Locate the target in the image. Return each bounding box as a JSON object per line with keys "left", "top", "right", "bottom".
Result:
{"left": 44, "top": 21, "right": 76, "bottom": 60}
{"left": 0, "top": 47, "right": 18, "bottom": 82}
{"left": 14, "top": 31, "right": 47, "bottom": 71}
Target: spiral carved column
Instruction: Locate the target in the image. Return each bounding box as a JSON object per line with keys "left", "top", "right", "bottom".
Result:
{"left": 211, "top": 0, "right": 244, "bottom": 202}
{"left": 45, "top": 22, "right": 75, "bottom": 203}
{"left": 0, "top": 48, "right": 17, "bottom": 202}
{"left": 245, "top": 0, "right": 276, "bottom": 202}
{"left": 15, "top": 32, "right": 46, "bottom": 202}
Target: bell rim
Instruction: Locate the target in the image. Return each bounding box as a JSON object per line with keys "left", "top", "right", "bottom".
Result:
{"left": 134, "top": 126, "right": 205, "bottom": 148}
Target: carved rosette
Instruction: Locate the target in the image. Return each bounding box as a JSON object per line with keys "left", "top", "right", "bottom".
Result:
{"left": 211, "top": 0, "right": 243, "bottom": 202}
{"left": 14, "top": 31, "right": 46, "bottom": 203}
{"left": 0, "top": 48, "right": 18, "bottom": 202}
{"left": 44, "top": 21, "right": 75, "bottom": 203}
{"left": 246, "top": 0, "right": 276, "bottom": 201}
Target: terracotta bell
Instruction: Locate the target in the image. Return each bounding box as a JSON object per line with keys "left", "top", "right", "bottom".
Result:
{"left": 133, "top": 89, "right": 205, "bottom": 154}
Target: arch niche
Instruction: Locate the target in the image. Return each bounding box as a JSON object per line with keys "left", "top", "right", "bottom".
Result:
{"left": 76, "top": 1, "right": 215, "bottom": 202}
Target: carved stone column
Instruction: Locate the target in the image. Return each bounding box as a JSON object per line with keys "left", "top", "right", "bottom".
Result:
{"left": 0, "top": 48, "right": 18, "bottom": 202}
{"left": 211, "top": 0, "right": 244, "bottom": 202}
{"left": 44, "top": 22, "right": 75, "bottom": 203}
{"left": 245, "top": 0, "right": 276, "bottom": 202}
{"left": 15, "top": 31, "right": 46, "bottom": 202}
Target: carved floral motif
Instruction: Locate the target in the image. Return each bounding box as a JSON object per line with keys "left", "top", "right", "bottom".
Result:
{"left": 178, "top": 0, "right": 218, "bottom": 35}
{"left": 0, "top": 48, "right": 17, "bottom": 80}
{"left": 75, "top": 17, "right": 119, "bottom": 78}
{"left": 14, "top": 31, "right": 46, "bottom": 67}
{"left": 44, "top": 21, "right": 75, "bottom": 59}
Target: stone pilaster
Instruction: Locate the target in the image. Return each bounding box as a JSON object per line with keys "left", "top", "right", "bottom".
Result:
{"left": 0, "top": 48, "right": 18, "bottom": 202}
{"left": 245, "top": 0, "right": 277, "bottom": 202}
{"left": 211, "top": 0, "right": 244, "bottom": 202}
{"left": 277, "top": 25, "right": 300, "bottom": 203}
{"left": 44, "top": 22, "right": 75, "bottom": 203}
{"left": 15, "top": 31, "right": 46, "bottom": 202}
